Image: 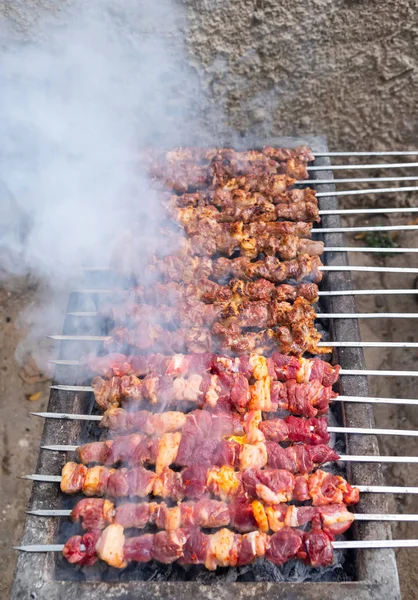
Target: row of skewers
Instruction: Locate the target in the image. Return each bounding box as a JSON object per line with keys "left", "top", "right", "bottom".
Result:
{"left": 19, "top": 146, "right": 418, "bottom": 574}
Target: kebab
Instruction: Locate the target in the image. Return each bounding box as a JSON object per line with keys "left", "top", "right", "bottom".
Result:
{"left": 60, "top": 462, "right": 357, "bottom": 505}
{"left": 142, "top": 254, "right": 323, "bottom": 285}
{"left": 163, "top": 191, "right": 320, "bottom": 225}
{"left": 87, "top": 406, "right": 332, "bottom": 438}
{"left": 128, "top": 279, "right": 320, "bottom": 306}
{"left": 101, "top": 296, "right": 320, "bottom": 331}
{"left": 178, "top": 226, "right": 323, "bottom": 260}
{"left": 67, "top": 411, "right": 331, "bottom": 468}
{"left": 63, "top": 522, "right": 335, "bottom": 569}
{"left": 79, "top": 352, "right": 340, "bottom": 386}
{"left": 64, "top": 434, "right": 338, "bottom": 474}
{"left": 61, "top": 497, "right": 355, "bottom": 537}
{"left": 108, "top": 318, "right": 326, "bottom": 356}
{"left": 148, "top": 146, "right": 313, "bottom": 192}
{"left": 91, "top": 373, "right": 335, "bottom": 416}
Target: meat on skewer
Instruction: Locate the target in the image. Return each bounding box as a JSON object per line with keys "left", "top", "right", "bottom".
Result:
{"left": 82, "top": 352, "right": 340, "bottom": 387}
{"left": 128, "top": 279, "right": 320, "bottom": 307}
{"left": 176, "top": 227, "right": 323, "bottom": 260}
{"left": 148, "top": 146, "right": 313, "bottom": 192}
{"left": 97, "top": 406, "right": 332, "bottom": 439}
{"left": 165, "top": 186, "right": 316, "bottom": 212}
{"left": 74, "top": 410, "right": 331, "bottom": 468}
{"left": 60, "top": 436, "right": 341, "bottom": 500}
{"left": 141, "top": 254, "right": 323, "bottom": 285}
{"left": 92, "top": 371, "right": 336, "bottom": 417}
{"left": 164, "top": 192, "right": 320, "bottom": 226}
{"left": 64, "top": 522, "right": 335, "bottom": 569}
{"left": 146, "top": 146, "right": 313, "bottom": 171}
{"left": 101, "top": 296, "right": 320, "bottom": 332}
{"left": 69, "top": 497, "right": 355, "bottom": 537}
{"left": 108, "top": 325, "right": 326, "bottom": 357}
{"left": 61, "top": 460, "right": 358, "bottom": 506}
{"left": 74, "top": 433, "right": 336, "bottom": 474}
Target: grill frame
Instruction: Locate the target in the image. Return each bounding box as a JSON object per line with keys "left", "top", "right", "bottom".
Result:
{"left": 12, "top": 135, "right": 400, "bottom": 599}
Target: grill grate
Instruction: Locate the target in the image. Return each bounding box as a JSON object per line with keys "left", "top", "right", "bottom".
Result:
{"left": 12, "top": 136, "right": 400, "bottom": 599}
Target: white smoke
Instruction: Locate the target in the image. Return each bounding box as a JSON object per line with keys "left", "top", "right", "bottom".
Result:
{"left": 0, "top": 0, "right": 226, "bottom": 368}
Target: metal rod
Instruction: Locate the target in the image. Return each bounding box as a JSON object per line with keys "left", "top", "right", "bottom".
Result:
{"left": 48, "top": 370, "right": 418, "bottom": 391}
{"left": 300, "top": 176, "right": 418, "bottom": 185}
{"left": 323, "top": 248, "right": 418, "bottom": 253}
{"left": 320, "top": 266, "right": 418, "bottom": 274}
{"left": 30, "top": 411, "right": 102, "bottom": 421}
{"left": 312, "top": 225, "right": 418, "bottom": 233}
{"left": 340, "top": 369, "right": 418, "bottom": 377}
{"left": 20, "top": 475, "right": 418, "bottom": 496}
{"left": 46, "top": 336, "right": 418, "bottom": 348}
{"left": 21, "top": 457, "right": 418, "bottom": 485}
{"left": 65, "top": 311, "right": 418, "bottom": 319}
{"left": 318, "top": 313, "right": 418, "bottom": 319}
{"left": 319, "top": 341, "right": 418, "bottom": 348}
{"left": 314, "top": 151, "right": 418, "bottom": 157}
{"left": 337, "top": 455, "right": 418, "bottom": 463}
{"left": 319, "top": 289, "right": 418, "bottom": 296}
{"left": 338, "top": 396, "right": 418, "bottom": 406}
{"left": 307, "top": 162, "right": 418, "bottom": 171}
{"left": 69, "top": 288, "right": 418, "bottom": 297}
{"left": 320, "top": 208, "right": 418, "bottom": 215}
{"left": 30, "top": 395, "right": 418, "bottom": 426}
{"left": 356, "top": 485, "right": 418, "bottom": 494}
{"left": 38, "top": 421, "right": 418, "bottom": 449}
{"left": 14, "top": 539, "right": 418, "bottom": 553}
{"left": 24, "top": 508, "right": 418, "bottom": 523}
{"left": 317, "top": 186, "right": 418, "bottom": 198}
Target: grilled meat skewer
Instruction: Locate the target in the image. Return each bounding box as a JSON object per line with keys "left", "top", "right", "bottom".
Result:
{"left": 96, "top": 406, "right": 332, "bottom": 437}
{"left": 61, "top": 462, "right": 357, "bottom": 506}
{"left": 101, "top": 296, "right": 320, "bottom": 331}
{"left": 178, "top": 225, "right": 323, "bottom": 260}
{"left": 82, "top": 352, "right": 340, "bottom": 387}
{"left": 64, "top": 521, "right": 335, "bottom": 569}
{"left": 73, "top": 411, "right": 331, "bottom": 469}
{"left": 148, "top": 146, "right": 313, "bottom": 192}
{"left": 141, "top": 254, "right": 322, "bottom": 285}
{"left": 164, "top": 191, "right": 320, "bottom": 225}
{"left": 68, "top": 497, "right": 355, "bottom": 537}
{"left": 92, "top": 372, "right": 336, "bottom": 416}
{"left": 129, "top": 279, "right": 319, "bottom": 306}
{"left": 108, "top": 315, "right": 326, "bottom": 356}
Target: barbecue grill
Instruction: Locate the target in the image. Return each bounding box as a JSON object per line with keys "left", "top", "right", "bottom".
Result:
{"left": 12, "top": 135, "right": 418, "bottom": 599}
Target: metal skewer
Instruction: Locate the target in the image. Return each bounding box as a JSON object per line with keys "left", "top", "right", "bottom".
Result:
{"left": 37, "top": 420, "right": 418, "bottom": 449}
{"left": 317, "top": 186, "right": 418, "bottom": 198}
{"left": 18, "top": 474, "right": 418, "bottom": 496}
{"left": 312, "top": 224, "right": 418, "bottom": 233}
{"left": 71, "top": 287, "right": 418, "bottom": 296}
{"left": 48, "top": 367, "right": 418, "bottom": 382}
{"left": 31, "top": 389, "right": 418, "bottom": 414}
{"left": 319, "top": 289, "right": 418, "bottom": 296}
{"left": 307, "top": 162, "right": 418, "bottom": 171}
{"left": 64, "top": 310, "right": 418, "bottom": 319}
{"left": 314, "top": 151, "right": 418, "bottom": 157}
{"left": 300, "top": 176, "right": 418, "bottom": 185}
{"left": 46, "top": 335, "right": 418, "bottom": 348}
{"left": 13, "top": 539, "right": 418, "bottom": 553}
{"left": 20, "top": 455, "right": 418, "bottom": 485}
{"left": 323, "top": 248, "right": 418, "bottom": 253}
{"left": 23, "top": 507, "right": 418, "bottom": 524}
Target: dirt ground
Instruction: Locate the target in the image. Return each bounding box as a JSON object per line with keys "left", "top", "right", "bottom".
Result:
{"left": 0, "top": 228, "right": 417, "bottom": 598}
